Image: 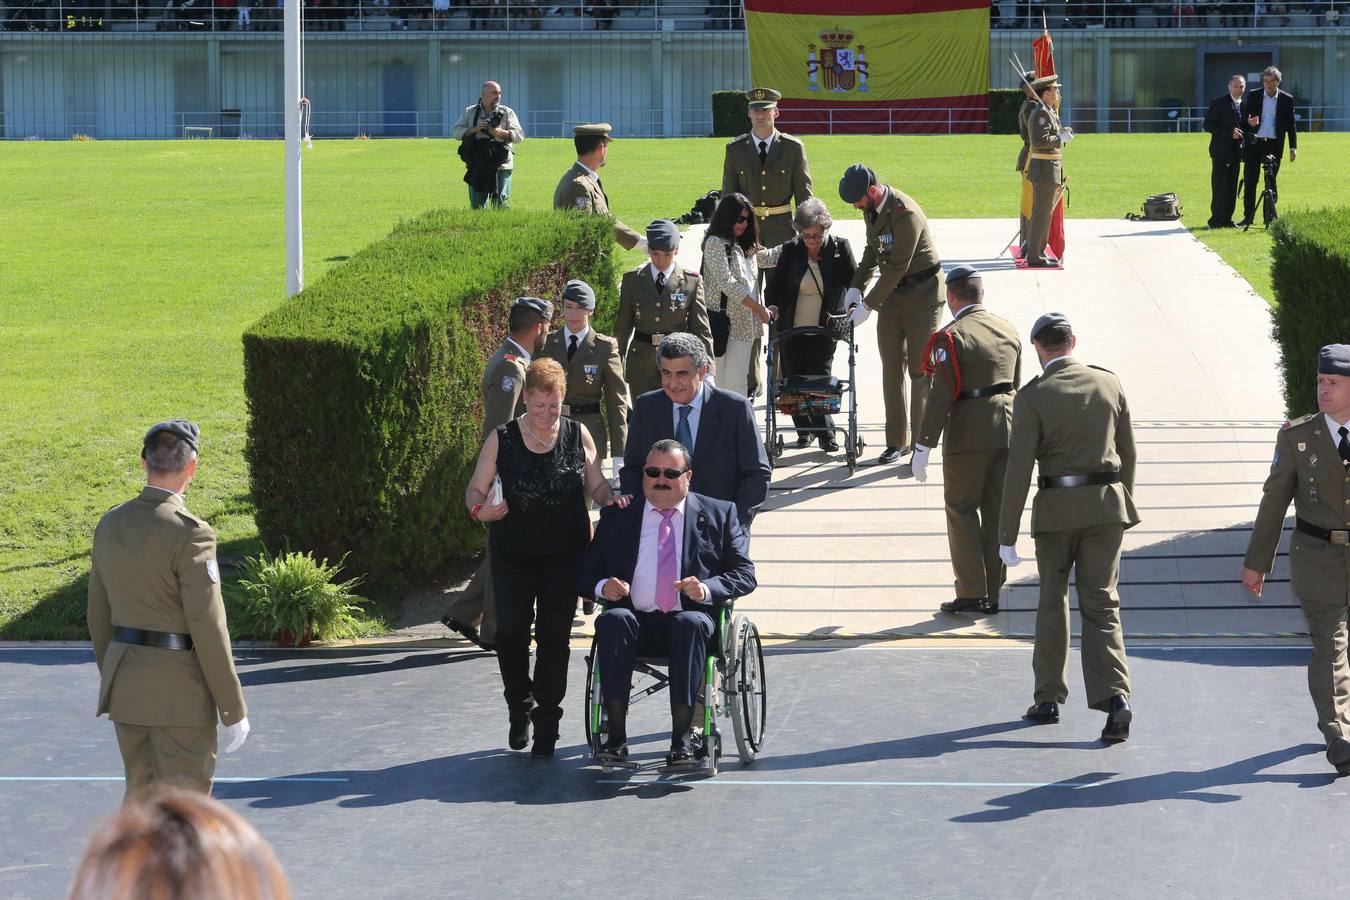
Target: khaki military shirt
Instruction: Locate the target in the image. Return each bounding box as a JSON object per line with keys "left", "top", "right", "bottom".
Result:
{"left": 999, "top": 358, "right": 1140, "bottom": 543}
{"left": 552, "top": 161, "right": 643, "bottom": 250}
{"left": 1028, "top": 103, "right": 1065, "bottom": 185}
{"left": 88, "top": 486, "right": 246, "bottom": 728}
{"left": 481, "top": 337, "right": 529, "bottom": 441}
{"left": 615, "top": 262, "right": 714, "bottom": 358}
{"left": 540, "top": 327, "right": 630, "bottom": 457}
{"left": 917, "top": 305, "right": 1022, "bottom": 453}
{"left": 722, "top": 131, "right": 812, "bottom": 245}
{"left": 1016, "top": 98, "right": 1038, "bottom": 173}
{"left": 850, "top": 186, "right": 941, "bottom": 311}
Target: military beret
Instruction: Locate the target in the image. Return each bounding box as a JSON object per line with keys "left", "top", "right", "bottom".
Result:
{"left": 514, "top": 296, "right": 554, "bottom": 319}
{"left": 838, "top": 164, "right": 877, "bottom": 203}
{"left": 142, "top": 419, "right": 200, "bottom": 456}
{"left": 572, "top": 123, "right": 613, "bottom": 139}
{"left": 1031, "top": 75, "right": 1061, "bottom": 91}
{"left": 946, "top": 264, "right": 981, "bottom": 282}
{"left": 646, "top": 219, "right": 681, "bottom": 252}
{"left": 1030, "top": 312, "right": 1071, "bottom": 341}
{"left": 745, "top": 87, "right": 782, "bottom": 109}
{"left": 561, "top": 279, "right": 595, "bottom": 310}
{"left": 1318, "top": 344, "right": 1350, "bottom": 377}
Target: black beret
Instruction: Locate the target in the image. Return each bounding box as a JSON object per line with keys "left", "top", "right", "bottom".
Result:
{"left": 1318, "top": 344, "right": 1350, "bottom": 377}
{"left": 561, "top": 279, "right": 595, "bottom": 310}
{"left": 646, "top": 219, "right": 681, "bottom": 252}
{"left": 142, "top": 419, "right": 200, "bottom": 456}
{"left": 514, "top": 296, "right": 553, "bottom": 319}
{"left": 1030, "top": 312, "right": 1071, "bottom": 341}
{"left": 838, "top": 164, "right": 877, "bottom": 203}
{"left": 946, "top": 264, "right": 981, "bottom": 282}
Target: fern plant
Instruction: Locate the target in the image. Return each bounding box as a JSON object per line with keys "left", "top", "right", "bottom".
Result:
{"left": 234, "top": 549, "right": 370, "bottom": 645}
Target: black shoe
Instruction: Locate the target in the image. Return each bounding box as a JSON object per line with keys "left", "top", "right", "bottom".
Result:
{"left": 530, "top": 734, "right": 557, "bottom": 758}
{"left": 1101, "top": 694, "right": 1132, "bottom": 743}
{"left": 581, "top": 599, "right": 597, "bottom": 615}
{"left": 940, "top": 597, "right": 991, "bottom": 614}
{"left": 508, "top": 707, "right": 533, "bottom": 751}
{"left": 1327, "top": 737, "right": 1350, "bottom": 775}
{"left": 1237, "top": 217, "right": 1254, "bottom": 228}
{"left": 596, "top": 739, "right": 629, "bottom": 763}
{"left": 878, "top": 445, "right": 906, "bottom": 465}
{"left": 664, "top": 744, "right": 696, "bottom": 769}
{"left": 795, "top": 433, "right": 813, "bottom": 448}
{"left": 820, "top": 435, "right": 839, "bottom": 452}
{"left": 1024, "top": 701, "right": 1060, "bottom": 723}
{"left": 1026, "top": 259, "right": 1056, "bottom": 268}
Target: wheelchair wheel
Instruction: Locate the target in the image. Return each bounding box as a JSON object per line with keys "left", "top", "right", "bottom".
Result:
{"left": 583, "top": 636, "right": 607, "bottom": 756}
{"left": 728, "top": 614, "right": 767, "bottom": 764}
{"left": 704, "top": 657, "right": 720, "bottom": 777}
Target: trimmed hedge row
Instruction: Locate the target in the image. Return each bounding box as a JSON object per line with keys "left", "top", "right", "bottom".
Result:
{"left": 988, "top": 88, "right": 1023, "bottom": 135}
{"left": 242, "top": 208, "right": 617, "bottom": 591}
{"left": 1270, "top": 207, "right": 1350, "bottom": 416}
{"left": 712, "top": 90, "right": 750, "bottom": 137}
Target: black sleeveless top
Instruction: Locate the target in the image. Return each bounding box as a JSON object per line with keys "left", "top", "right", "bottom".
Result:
{"left": 489, "top": 417, "right": 589, "bottom": 557}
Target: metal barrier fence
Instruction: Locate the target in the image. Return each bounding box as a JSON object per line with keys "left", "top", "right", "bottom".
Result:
{"left": 993, "top": 0, "right": 1345, "bottom": 28}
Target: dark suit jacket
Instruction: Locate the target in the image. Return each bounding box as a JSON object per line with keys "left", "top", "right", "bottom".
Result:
{"left": 577, "top": 492, "right": 757, "bottom": 611}
{"left": 764, "top": 234, "right": 857, "bottom": 329}
{"left": 621, "top": 382, "right": 771, "bottom": 526}
{"left": 1203, "top": 92, "right": 1244, "bottom": 162}
{"left": 1242, "top": 87, "right": 1297, "bottom": 159}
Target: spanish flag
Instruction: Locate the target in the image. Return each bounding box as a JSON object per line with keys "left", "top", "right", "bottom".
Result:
{"left": 746, "top": 0, "right": 990, "bottom": 134}
{"left": 1033, "top": 22, "right": 1066, "bottom": 261}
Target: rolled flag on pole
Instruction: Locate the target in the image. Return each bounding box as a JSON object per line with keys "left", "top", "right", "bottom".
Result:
{"left": 1033, "top": 17, "right": 1066, "bottom": 263}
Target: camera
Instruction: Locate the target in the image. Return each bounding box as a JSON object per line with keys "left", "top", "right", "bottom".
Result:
{"left": 482, "top": 109, "right": 504, "bottom": 133}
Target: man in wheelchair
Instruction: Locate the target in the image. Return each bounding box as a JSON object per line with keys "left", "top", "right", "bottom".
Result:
{"left": 578, "top": 439, "right": 757, "bottom": 767}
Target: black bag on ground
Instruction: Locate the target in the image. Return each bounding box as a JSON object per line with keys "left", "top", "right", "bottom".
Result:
{"left": 674, "top": 190, "right": 721, "bottom": 225}
{"left": 1126, "top": 192, "right": 1181, "bottom": 221}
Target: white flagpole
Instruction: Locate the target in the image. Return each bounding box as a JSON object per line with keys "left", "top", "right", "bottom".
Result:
{"left": 284, "top": 0, "right": 304, "bottom": 298}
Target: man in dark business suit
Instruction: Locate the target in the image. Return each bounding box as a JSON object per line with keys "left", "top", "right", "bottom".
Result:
{"left": 621, "top": 332, "right": 771, "bottom": 529}
{"left": 581, "top": 439, "right": 757, "bottom": 767}
{"left": 1203, "top": 74, "right": 1245, "bottom": 228}
{"left": 1239, "top": 65, "right": 1298, "bottom": 227}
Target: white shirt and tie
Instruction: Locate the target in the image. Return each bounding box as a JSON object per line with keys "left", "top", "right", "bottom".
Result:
{"left": 594, "top": 498, "right": 710, "bottom": 607}
{"left": 564, "top": 325, "right": 588, "bottom": 361}
{"left": 752, "top": 130, "right": 777, "bottom": 164}
{"left": 1325, "top": 413, "right": 1350, "bottom": 465}
{"left": 1257, "top": 91, "right": 1278, "bottom": 139}
{"left": 672, "top": 385, "right": 705, "bottom": 453}
{"left": 650, "top": 261, "right": 676, "bottom": 294}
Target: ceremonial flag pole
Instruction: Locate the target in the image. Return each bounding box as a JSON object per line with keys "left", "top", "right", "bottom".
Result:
{"left": 1033, "top": 15, "right": 1066, "bottom": 263}
{"left": 284, "top": 0, "right": 304, "bottom": 298}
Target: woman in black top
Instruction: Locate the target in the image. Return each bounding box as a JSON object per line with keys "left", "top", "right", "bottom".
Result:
{"left": 466, "top": 358, "right": 628, "bottom": 757}
{"left": 764, "top": 198, "right": 858, "bottom": 451}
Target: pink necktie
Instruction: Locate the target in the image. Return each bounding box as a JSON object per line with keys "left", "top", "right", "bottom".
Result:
{"left": 655, "top": 508, "right": 679, "bottom": 612}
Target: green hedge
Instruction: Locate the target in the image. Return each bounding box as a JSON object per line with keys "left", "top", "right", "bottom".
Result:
{"left": 989, "top": 89, "right": 1023, "bottom": 135}
{"left": 1270, "top": 207, "right": 1350, "bottom": 416}
{"left": 712, "top": 90, "right": 749, "bottom": 138}
{"left": 242, "top": 208, "right": 616, "bottom": 592}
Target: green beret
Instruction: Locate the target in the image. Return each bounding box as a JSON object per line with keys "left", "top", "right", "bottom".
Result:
{"left": 838, "top": 164, "right": 876, "bottom": 203}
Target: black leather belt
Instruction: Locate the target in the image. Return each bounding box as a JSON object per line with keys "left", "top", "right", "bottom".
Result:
{"left": 114, "top": 626, "right": 193, "bottom": 651}
{"left": 1038, "top": 471, "right": 1120, "bottom": 489}
{"left": 633, "top": 330, "right": 667, "bottom": 347}
{"left": 899, "top": 263, "right": 942, "bottom": 287}
{"left": 958, "top": 381, "right": 1014, "bottom": 401}
{"left": 1296, "top": 518, "right": 1350, "bottom": 546}
{"left": 564, "top": 401, "right": 601, "bottom": 416}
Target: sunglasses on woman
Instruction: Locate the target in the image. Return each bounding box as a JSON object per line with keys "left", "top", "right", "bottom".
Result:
{"left": 643, "top": 466, "right": 688, "bottom": 479}
{"left": 736, "top": 213, "right": 751, "bottom": 223}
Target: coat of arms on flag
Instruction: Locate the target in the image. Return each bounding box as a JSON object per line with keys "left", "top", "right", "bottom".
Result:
{"left": 808, "top": 32, "right": 870, "bottom": 93}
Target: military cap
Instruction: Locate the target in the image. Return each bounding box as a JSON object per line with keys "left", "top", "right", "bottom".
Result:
{"left": 142, "top": 419, "right": 200, "bottom": 456}
{"left": 1031, "top": 75, "right": 1061, "bottom": 91}
{"left": 514, "top": 296, "right": 554, "bottom": 319}
{"left": 1318, "top": 344, "right": 1350, "bottom": 377}
{"left": 946, "top": 264, "right": 981, "bottom": 282}
{"left": 646, "top": 219, "right": 681, "bottom": 252}
{"left": 838, "top": 164, "right": 877, "bottom": 203}
{"left": 1030, "top": 311, "right": 1071, "bottom": 341}
{"left": 745, "top": 87, "right": 782, "bottom": 109}
{"left": 561, "top": 279, "right": 596, "bottom": 310}
{"left": 572, "top": 123, "right": 613, "bottom": 140}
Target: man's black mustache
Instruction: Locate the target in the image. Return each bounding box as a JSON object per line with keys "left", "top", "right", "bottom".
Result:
{"left": 651, "top": 484, "right": 671, "bottom": 490}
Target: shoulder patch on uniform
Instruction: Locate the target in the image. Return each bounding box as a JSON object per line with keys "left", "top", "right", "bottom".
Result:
{"left": 503, "top": 353, "right": 517, "bottom": 362}
{"left": 574, "top": 197, "right": 589, "bottom": 209}
{"left": 501, "top": 375, "right": 517, "bottom": 392}
{"left": 206, "top": 560, "right": 220, "bottom": 583}
{"left": 935, "top": 347, "right": 948, "bottom": 363}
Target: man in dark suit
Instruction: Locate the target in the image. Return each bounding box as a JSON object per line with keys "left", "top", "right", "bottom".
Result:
{"left": 1203, "top": 74, "right": 1246, "bottom": 228}
{"left": 1240, "top": 65, "right": 1298, "bottom": 227}
{"left": 580, "top": 439, "right": 757, "bottom": 767}
{"left": 621, "top": 332, "right": 771, "bottom": 528}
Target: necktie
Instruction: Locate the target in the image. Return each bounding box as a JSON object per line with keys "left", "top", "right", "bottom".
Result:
{"left": 676, "top": 405, "right": 694, "bottom": 458}
{"left": 758, "top": 140, "right": 768, "bottom": 166}
{"left": 655, "top": 508, "right": 679, "bottom": 612}
{"left": 1339, "top": 426, "right": 1350, "bottom": 465}
{"left": 656, "top": 271, "right": 667, "bottom": 293}
{"left": 567, "top": 334, "right": 578, "bottom": 362}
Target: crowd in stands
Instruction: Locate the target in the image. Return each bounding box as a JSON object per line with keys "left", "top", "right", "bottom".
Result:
{"left": 993, "top": 0, "right": 1342, "bottom": 28}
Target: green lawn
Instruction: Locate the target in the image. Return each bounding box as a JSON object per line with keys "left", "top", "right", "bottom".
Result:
{"left": 2, "top": 133, "right": 1346, "bottom": 638}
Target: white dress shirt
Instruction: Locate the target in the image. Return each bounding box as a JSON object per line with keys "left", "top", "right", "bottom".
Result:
{"left": 1257, "top": 91, "right": 1278, "bottom": 139}
{"left": 576, "top": 160, "right": 601, "bottom": 183}
{"left": 751, "top": 129, "right": 777, "bottom": 160}
{"left": 1325, "top": 413, "right": 1350, "bottom": 457}
{"left": 595, "top": 499, "right": 686, "bottom": 610}
{"left": 673, "top": 383, "right": 706, "bottom": 449}
{"left": 563, "top": 325, "right": 590, "bottom": 347}
{"left": 650, "top": 261, "right": 677, "bottom": 286}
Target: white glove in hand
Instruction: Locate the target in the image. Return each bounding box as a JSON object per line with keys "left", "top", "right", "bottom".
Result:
{"left": 999, "top": 545, "right": 1022, "bottom": 568}
{"left": 844, "top": 287, "right": 863, "bottom": 308}
{"left": 1061, "top": 127, "right": 1075, "bottom": 143}
{"left": 636, "top": 237, "right": 650, "bottom": 256}
{"left": 221, "top": 716, "right": 251, "bottom": 754}
{"left": 911, "top": 444, "right": 931, "bottom": 483}
{"left": 848, "top": 303, "right": 871, "bottom": 327}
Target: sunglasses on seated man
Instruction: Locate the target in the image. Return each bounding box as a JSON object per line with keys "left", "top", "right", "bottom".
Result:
{"left": 643, "top": 466, "right": 688, "bottom": 480}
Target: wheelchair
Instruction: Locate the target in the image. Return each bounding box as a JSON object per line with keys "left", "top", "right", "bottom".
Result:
{"left": 583, "top": 602, "right": 767, "bottom": 776}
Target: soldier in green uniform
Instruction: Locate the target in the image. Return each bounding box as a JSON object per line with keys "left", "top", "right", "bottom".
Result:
{"left": 998, "top": 313, "right": 1136, "bottom": 742}
{"left": 552, "top": 123, "right": 646, "bottom": 252}
{"left": 722, "top": 87, "right": 812, "bottom": 397}
{"left": 540, "top": 279, "right": 629, "bottom": 460}
{"left": 1242, "top": 345, "right": 1350, "bottom": 775}
{"left": 838, "top": 164, "right": 945, "bottom": 465}
{"left": 88, "top": 420, "right": 249, "bottom": 800}
{"left": 911, "top": 265, "right": 1022, "bottom": 615}
{"left": 615, "top": 219, "right": 713, "bottom": 399}
{"left": 442, "top": 297, "right": 553, "bottom": 650}
{"left": 1016, "top": 72, "right": 1038, "bottom": 254}
{"left": 1025, "top": 76, "right": 1074, "bottom": 267}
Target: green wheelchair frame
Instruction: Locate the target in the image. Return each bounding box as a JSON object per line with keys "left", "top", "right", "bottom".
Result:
{"left": 584, "top": 602, "right": 767, "bottom": 776}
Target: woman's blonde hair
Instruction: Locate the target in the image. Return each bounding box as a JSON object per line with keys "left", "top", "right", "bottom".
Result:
{"left": 525, "top": 358, "right": 567, "bottom": 397}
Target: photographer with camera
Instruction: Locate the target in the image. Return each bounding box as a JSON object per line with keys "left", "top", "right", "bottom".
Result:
{"left": 452, "top": 80, "right": 525, "bottom": 210}
{"left": 1238, "top": 66, "right": 1297, "bottom": 228}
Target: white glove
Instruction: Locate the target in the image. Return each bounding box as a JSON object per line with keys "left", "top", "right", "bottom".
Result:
{"left": 844, "top": 287, "right": 863, "bottom": 308}
{"left": 1061, "top": 127, "right": 1075, "bottom": 143}
{"left": 999, "top": 545, "right": 1022, "bottom": 568}
{"left": 635, "top": 236, "right": 649, "bottom": 256}
{"left": 220, "top": 716, "right": 251, "bottom": 754}
{"left": 911, "top": 444, "right": 931, "bottom": 483}
{"left": 848, "top": 303, "right": 871, "bottom": 327}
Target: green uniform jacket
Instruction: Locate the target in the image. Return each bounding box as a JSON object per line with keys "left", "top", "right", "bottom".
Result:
{"left": 552, "top": 161, "right": 642, "bottom": 250}
{"left": 88, "top": 487, "right": 246, "bottom": 727}
{"left": 481, "top": 338, "right": 529, "bottom": 441}
{"left": 917, "top": 306, "right": 1022, "bottom": 452}
{"left": 999, "top": 359, "right": 1140, "bottom": 543}
{"left": 722, "top": 131, "right": 812, "bottom": 246}
{"left": 850, "top": 186, "right": 941, "bottom": 311}
{"left": 1027, "top": 103, "right": 1064, "bottom": 185}
{"left": 1244, "top": 415, "right": 1350, "bottom": 592}
{"left": 539, "top": 327, "right": 630, "bottom": 458}
{"left": 615, "top": 262, "right": 713, "bottom": 396}
{"left": 1016, "top": 98, "right": 1038, "bottom": 173}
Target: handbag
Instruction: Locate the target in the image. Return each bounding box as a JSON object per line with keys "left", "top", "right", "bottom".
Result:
{"left": 708, "top": 243, "right": 735, "bottom": 357}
